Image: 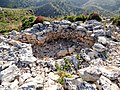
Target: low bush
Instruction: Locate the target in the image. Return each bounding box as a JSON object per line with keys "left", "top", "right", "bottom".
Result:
{"left": 64, "top": 15, "right": 88, "bottom": 22}
{"left": 112, "top": 16, "right": 120, "bottom": 26}
{"left": 64, "top": 16, "right": 75, "bottom": 22}
{"left": 21, "top": 16, "right": 35, "bottom": 30}
{"left": 55, "top": 58, "right": 72, "bottom": 71}
{"left": 56, "top": 71, "right": 73, "bottom": 85}
{"left": 64, "top": 15, "right": 87, "bottom": 22}
{"left": 33, "top": 16, "right": 46, "bottom": 24}
{"left": 75, "top": 15, "right": 88, "bottom": 22}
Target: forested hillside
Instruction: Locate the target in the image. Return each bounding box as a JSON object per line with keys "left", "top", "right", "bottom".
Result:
{"left": 0, "top": 0, "right": 120, "bottom": 17}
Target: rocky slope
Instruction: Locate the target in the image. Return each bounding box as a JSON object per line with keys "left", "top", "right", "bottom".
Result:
{"left": 0, "top": 19, "right": 120, "bottom": 90}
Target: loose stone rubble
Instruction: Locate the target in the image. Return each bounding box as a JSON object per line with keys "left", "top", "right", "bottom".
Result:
{"left": 0, "top": 19, "right": 120, "bottom": 90}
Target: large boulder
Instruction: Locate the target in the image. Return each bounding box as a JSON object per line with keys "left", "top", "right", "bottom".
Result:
{"left": 92, "top": 43, "right": 107, "bottom": 52}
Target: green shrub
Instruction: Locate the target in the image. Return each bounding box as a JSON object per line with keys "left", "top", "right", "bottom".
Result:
{"left": 88, "top": 12, "right": 102, "bottom": 22}
{"left": 63, "top": 58, "right": 72, "bottom": 71}
{"left": 75, "top": 15, "right": 87, "bottom": 22}
{"left": 21, "top": 16, "right": 35, "bottom": 30}
{"left": 76, "top": 54, "right": 81, "bottom": 60}
{"left": 64, "top": 15, "right": 88, "bottom": 22}
{"left": 56, "top": 71, "right": 73, "bottom": 85}
{"left": 55, "top": 58, "right": 73, "bottom": 72}
{"left": 64, "top": 16, "right": 75, "bottom": 22}
{"left": 55, "top": 62, "right": 62, "bottom": 71}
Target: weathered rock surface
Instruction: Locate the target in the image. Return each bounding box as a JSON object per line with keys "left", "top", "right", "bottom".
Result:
{"left": 97, "top": 76, "right": 120, "bottom": 90}
{"left": 78, "top": 66, "right": 101, "bottom": 82}
{"left": 79, "top": 65, "right": 120, "bottom": 81}
{"left": 0, "top": 19, "right": 120, "bottom": 90}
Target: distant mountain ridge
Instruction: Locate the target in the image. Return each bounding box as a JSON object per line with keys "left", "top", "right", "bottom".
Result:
{"left": 0, "top": 0, "right": 120, "bottom": 17}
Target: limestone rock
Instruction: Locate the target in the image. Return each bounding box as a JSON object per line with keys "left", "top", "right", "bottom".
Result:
{"left": 64, "top": 77, "right": 83, "bottom": 90}
{"left": 0, "top": 64, "right": 20, "bottom": 83}
{"left": 61, "top": 20, "right": 71, "bottom": 25}
{"left": 92, "top": 43, "right": 107, "bottom": 52}
{"left": 10, "top": 79, "right": 19, "bottom": 90}
{"left": 93, "top": 29, "right": 106, "bottom": 36}
{"left": 97, "top": 76, "right": 120, "bottom": 90}
{"left": 19, "top": 73, "right": 32, "bottom": 84}
{"left": 1, "top": 18, "right": 120, "bottom": 90}
{"left": 99, "top": 66, "right": 120, "bottom": 80}
{"left": 71, "top": 55, "right": 79, "bottom": 70}
{"left": 77, "top": 82, "right": 97, "bottom": 90}
{"left": 78, "top": 66, "right": 101, "bottom": 82}
{"left": 43, "top": 21, "right": 50, "bottom": 25}
{"left": 68, "top": 46, "right": 75, "bottom": 54}
{"left": 79, "top": 65, "right": 120, "bottom": 82}
{"left": 57, "top": 49, "right": 68, "bottom": 57}
{"left": 112, "top": 32, "right": 120, "bottom": 41}
{"left": 44, "top": 84, "right": 63, "bottom": 90}
{"left": 98, "top": 36, "right": 107, "bottom": 45}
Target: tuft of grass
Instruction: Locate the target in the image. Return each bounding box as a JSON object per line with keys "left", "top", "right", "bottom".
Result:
{"left": 55, "top": 62, "right": 62, "bottom": 71}
{"left": 76, "top": 54, "right": 81, "bottom": 60}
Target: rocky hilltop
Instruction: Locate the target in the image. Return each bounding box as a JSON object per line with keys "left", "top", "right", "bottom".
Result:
{"left": 0, "top": 19, "right": 120, "bottom": 90}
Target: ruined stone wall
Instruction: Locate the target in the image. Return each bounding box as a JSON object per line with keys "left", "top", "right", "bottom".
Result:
{"left": 19, "top": 30, "right": 95, "bottom": 47}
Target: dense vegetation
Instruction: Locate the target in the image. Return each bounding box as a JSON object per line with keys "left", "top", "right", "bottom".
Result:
{"left": 0, "top": 0, "right": 49, "bottom": 8}
{"left": 0, "top": 8, "right": 35, "bottom": 33}
{"left": 31, "top": 1, "right": 85, "bottom": 17}
{"left": 0, "top": 0, "right": 120, "bottom": 17}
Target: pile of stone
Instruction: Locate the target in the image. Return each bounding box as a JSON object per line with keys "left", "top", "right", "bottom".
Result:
{"left": 0, "top": 19, "right": 120, "bottom": 90}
